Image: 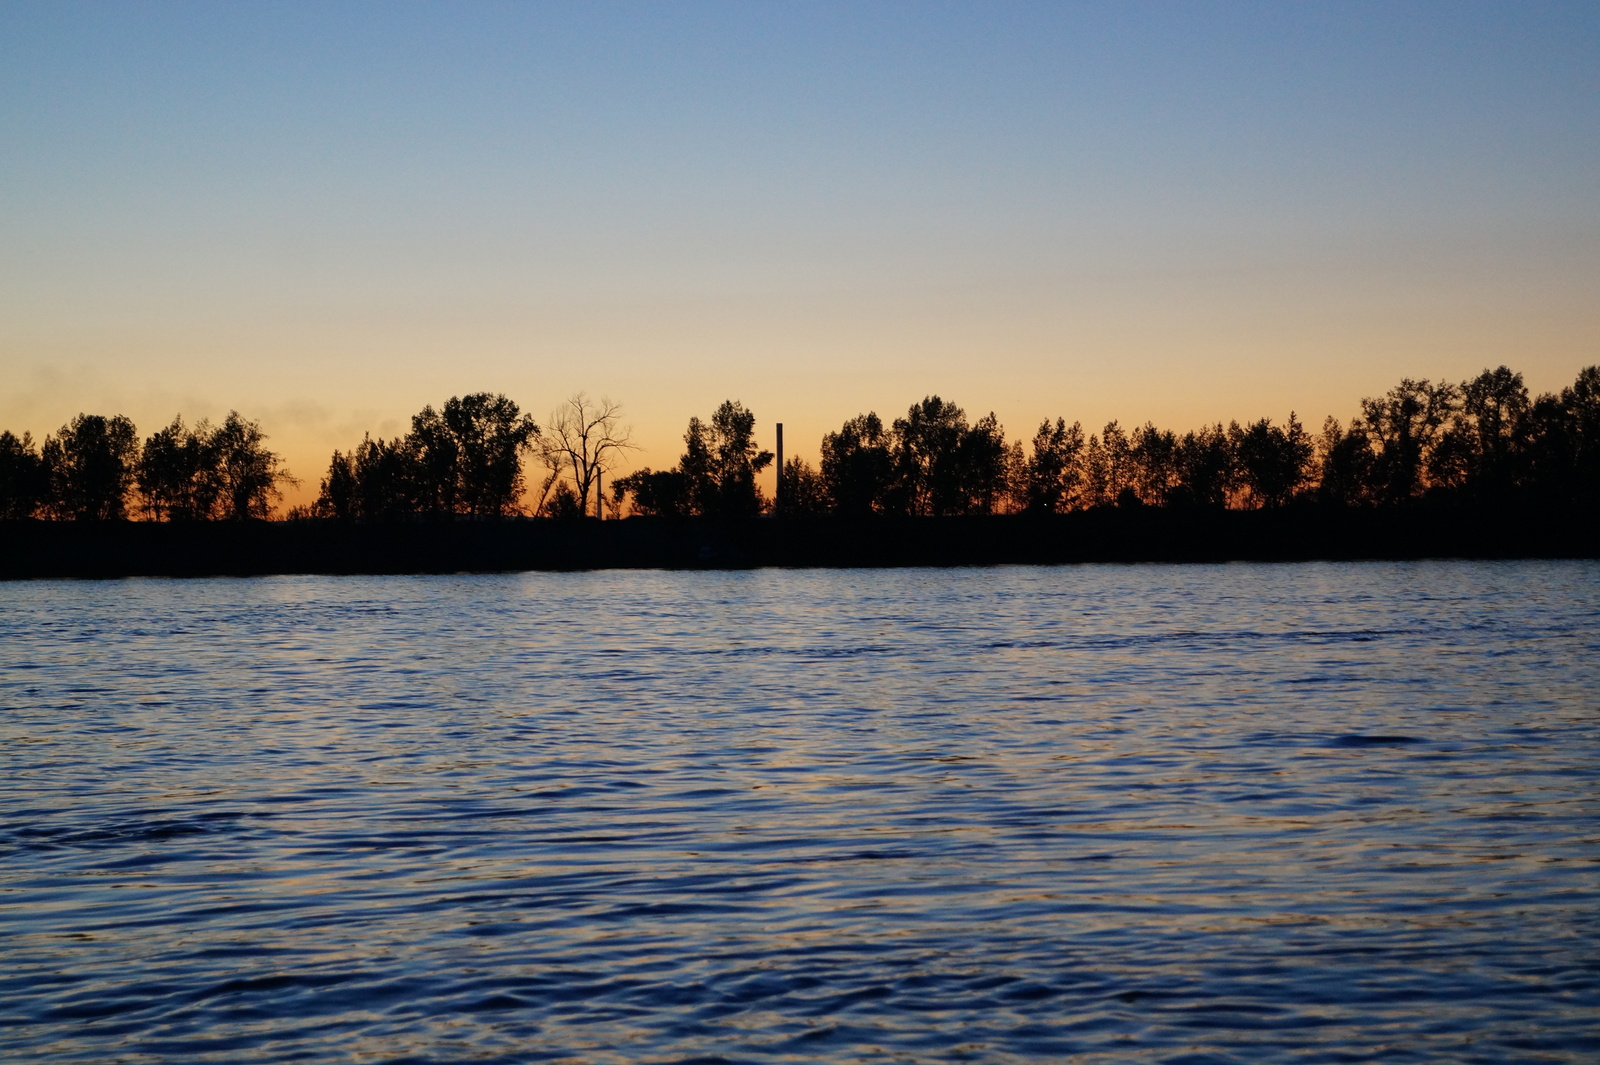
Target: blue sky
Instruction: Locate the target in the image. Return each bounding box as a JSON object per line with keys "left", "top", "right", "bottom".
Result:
{"left": 3, "top": 1, "right": 1597, "bottom": 498}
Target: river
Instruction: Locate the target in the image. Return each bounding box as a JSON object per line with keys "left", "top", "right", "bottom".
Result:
{"left": 3, "top": 562, "right": 1597, "bottom": 1062}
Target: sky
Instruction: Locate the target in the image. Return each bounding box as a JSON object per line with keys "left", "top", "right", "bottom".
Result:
{"left": 2, "top": 0, "right": 1597, "bottom": 505}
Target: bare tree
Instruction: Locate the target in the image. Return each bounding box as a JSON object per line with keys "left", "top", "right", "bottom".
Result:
{"left": 537, "top": 394, "right": 636, "bottom": 517}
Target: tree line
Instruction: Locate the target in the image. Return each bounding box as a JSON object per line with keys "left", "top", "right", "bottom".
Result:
{"left": 0, "top": 412, "right": 292, "bottom": 521}
{"left": 1, "top": 365, "right": 1595, "bottom": 521}
{"left": 306, "top": 392, "right": 631, "bottom": 520}
{"left": 619, "top": 366, "right": 1599, "bottom": 516}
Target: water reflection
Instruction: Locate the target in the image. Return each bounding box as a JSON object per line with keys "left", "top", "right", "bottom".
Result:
{"left": 1, "top": 562, "right": 1597, "bottom": 1062}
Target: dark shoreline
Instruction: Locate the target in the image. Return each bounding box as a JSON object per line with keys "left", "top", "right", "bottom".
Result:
{"left": 3, "top": 508, "right": 1596, "bottom": 579}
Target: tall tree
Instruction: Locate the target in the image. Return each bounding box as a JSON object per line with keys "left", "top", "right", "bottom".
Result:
{"left": 322, "top": 393, "right": 538, "bottom": 519}
{"left": 1563, "top": 365, "right": 1600, "bottom": 506}
{"left": 958, "top": 412, "right": 1011, "bottom": 515}
{"left": 358, "top": 436, "right": 422, "bottom": 518}
{"left": 610, "top": 468, "right": 693, "bottom": 516}
{"left": 1020, "top": 418, "right": 1085, "bottom": 513}
{"left": 1130, "top": 423, "right": 1180, "bottom": 506}
{"left": 314, "top": 434, "right": 417, "bottom": 520}
{"left": 439, "top": 393, "right": 540, "bottom": 516}
{"left": 1429, "top": 366, "right": 1532, "bottom": 501}
{"left": 137, "top": 416, "right": 219, "bottom": 520}
{"left": 613, "top": 400, "right": 772, "bottom": 517}
{"left": 819, "top": 413, "right": 896, "bottom": 515}
{"left": 406, "top": 405, "right": 462, "bottom": 515}
{"left": 314, "top": 448, "right": 361, "bottom": 520}
{"left": 1171, "top": 424, "right": 1234, "bottom": 508}
{"left": 538, "top": 394, "right": 634, "bottom": 518}
{"left": 890, "top": 396, "right": 970, "bottom": 516}
{"left": 1231, "top": 414, "right": 1313, "bottom": 508}
{"left": 0, "top": 431, "right": 47, "bottom": 520}
{"left": 1523, "top": 365, "right": 1600, "bottom": 508}
{"left": 1082, "top": 422, "right": 1133, "bottom": 508}
{"left": 693, "top": 400, "right": 774, "bottom": 517}
{"left": 210, "top": 412, "right": 293, "bottom": 520}
{"left": 1360, "top": 378, "right": 1457, "bottom": 504}
{"left": 1315, "top": 417, "right": 1375, "bottom": 507}
{"left": 42, "top": 414, "right": 140, "bottom": 520}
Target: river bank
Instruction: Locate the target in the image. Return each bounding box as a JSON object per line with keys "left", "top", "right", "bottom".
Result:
{"left": 2, "top": 507, "right": 1596, "bottom": 578}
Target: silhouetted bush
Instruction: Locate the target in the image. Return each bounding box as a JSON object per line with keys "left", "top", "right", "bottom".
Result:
{"left": 610, "top": 468, "right": 692, "bottom": 517}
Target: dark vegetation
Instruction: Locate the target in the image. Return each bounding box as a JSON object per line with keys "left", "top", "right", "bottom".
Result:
{"left": 760, "top": 367, "right": 1600, "bottom": 517}
{"left": 1, "top": 367, "right": 1596, "bottom": 575}
{"left": 1, "top": 411, "right": 292, "bottom": 522}
{"left": 610, "top": 400, "right": 772, "bottom": 518}
{"left": 311, "top": 393, "right": 538, "bottom": 520}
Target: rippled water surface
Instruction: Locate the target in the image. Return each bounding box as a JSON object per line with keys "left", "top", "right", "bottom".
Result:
{"left": 3, "top": 562, "right": 1598, "bottom": 1063}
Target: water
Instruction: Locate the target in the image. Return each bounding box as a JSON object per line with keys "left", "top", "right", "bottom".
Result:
{"left": 2, "top": 562, "right": 1597, "bottom": 1063}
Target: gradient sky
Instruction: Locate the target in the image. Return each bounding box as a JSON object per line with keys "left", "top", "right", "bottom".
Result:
{"left": 3, "top": 1, "right": 1597, "bottom": 503}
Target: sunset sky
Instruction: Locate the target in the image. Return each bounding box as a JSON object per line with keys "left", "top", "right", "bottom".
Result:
{"left": 3, "top": 1, "right": 1597, "bottom": 505}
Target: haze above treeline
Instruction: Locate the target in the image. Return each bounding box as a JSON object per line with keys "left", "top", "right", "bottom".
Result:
{"left": 2, "top": 364, "right": 1597, "bottom": 524}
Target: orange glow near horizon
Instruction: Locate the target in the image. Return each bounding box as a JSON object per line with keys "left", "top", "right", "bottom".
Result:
{"left": 4, "top": 273, "right": 1594, "bottom": 510}
{"left": 3, "top": 4, "right": 1596, "bottom": 509}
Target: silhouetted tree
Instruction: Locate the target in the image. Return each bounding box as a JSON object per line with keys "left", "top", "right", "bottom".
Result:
{"left": 207, "top": 412, "right": 293, "bottom": 520}
{"left": 1020, "top": 418, "right": 1085, "bottom": 513}
{"left": 1460, "top": 368, "right": 1529, "bottom": 480}
{"left": 819, "top": 412, "right": 896, "bottom": 515}
{"left": 1001, "top": 438, "right": 1028, "bottom": 513}
{"left": 1560, "top": 365, "right": 1600, "bottom": 507}
{"left": 137, "top": 416, "right": 219, "bottom": 520}
{"left": 357, "top": 435, "right": 423, "bottom": 518}
{"left": 1082, "top": 422, "right": 1133, "bottom": 508}
{"left": 1361, "top": 378, "right": 1456, "bottom": 504}
{"left": 406, "top": 406, "right": 460, "bottom": 514}
{"left": 688, "top": 400, "right": 774, "bottom": 516}
{"left": 315, "top": 448, "right": 361, "bottom": 520}
{"left": 1521, "top": 364, "right": 1600, "bottom": 508}
{"left": 1231, "top": 413, "right": 1313, "bottom": 508}
{"left": 538, "top": 394, "right": 634, "bottom": 518}
{"left": 0, "top": 431, "right": 47, "bottom": 520}
{"left": 779, "top": 457, "right": 829, "bottom": 514}
{"left": 544, "top": 481, "right": 586, "bottom": 520}
{"left": 1316, "top": 416, "right": 1375, "bottom": 507}
{"left": 959, "top": 412, "right": 1011, "bottom": 515}
{"left": 1171, "top": 424, "right": 1234, "bottom": 508}
{"left": 611, "top": 468, "right": 692, "bottom": 516}
{"left": 825, "top": 409, "right": 902, "bottom": 514}
{"left": 1130, "top": 423, "right": 1180, "bottom": 506}
{"left": 314, "top": 435, "right": 419, "bottom": 520}
{"left": 313, "top": 393, "right": 537, "bottom": 519}
{"left": 1572, "top": 363, "right": 1600, "bottom": 436}
{"left": 1424, "top": 366, "right": 1531, "bottom": 503}
{"left": 42, "top": 414, "right": 139, "bottom": 520}
{"left": 890, "top": 396, "right": 970, "bottom": 515}
{"left": 611, "top": 400, "right": 773, "bottom": 517}
{"left": 411, "top": 393, "right": 539, "bottom": 516}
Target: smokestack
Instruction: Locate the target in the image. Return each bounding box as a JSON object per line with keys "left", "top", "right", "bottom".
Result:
{"left": 775, "top": 422, "right": 784, "bottom": 511}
